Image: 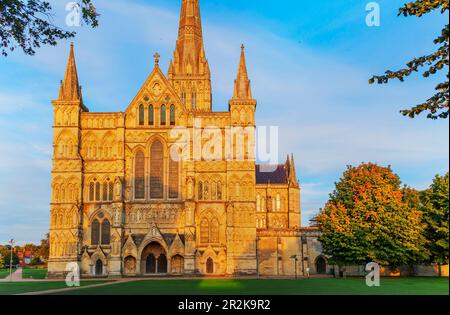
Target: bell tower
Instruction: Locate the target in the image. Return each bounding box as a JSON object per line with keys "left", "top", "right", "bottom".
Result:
{"left": 48, "top": 43, "right": 86, "bottom": 277}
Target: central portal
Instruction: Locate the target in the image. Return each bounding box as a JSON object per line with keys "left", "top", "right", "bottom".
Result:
{"left": 141, "top": 241, "right": 167, "bottom": 274}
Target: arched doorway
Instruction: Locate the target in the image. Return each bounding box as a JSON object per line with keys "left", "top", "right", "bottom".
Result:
{"left": 94, "top": 259, "right": 103, "bottom": 276}
{"left": 315, "top": 256, "right": 327, "bottom": 274}
{"left": 158, "top": 254, "right": 167, "bottom": 273}
{"left": 141, "top": 241, "right": 167, "bottom": 274}
{"left": 171, "top": 255, "right": 184, "bottom": 274}
{"left": 206, "top": 258, "right": 214, "bottom": 274}
{"left": 146, "top": 254, "right": 156, "bottom": 273}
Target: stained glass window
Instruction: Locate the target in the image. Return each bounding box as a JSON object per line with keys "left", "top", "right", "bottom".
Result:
{"left": 150, "top": 141, "right": 164, "bottom": 199}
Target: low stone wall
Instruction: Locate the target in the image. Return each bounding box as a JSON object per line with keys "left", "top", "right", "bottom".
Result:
{"left": 333, "top": 264, "right": 449, "bottom": 277}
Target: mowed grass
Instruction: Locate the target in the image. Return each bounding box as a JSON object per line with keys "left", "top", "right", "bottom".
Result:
{"left": 0, "top": 269, "right": 13, "bottom": 279}
{"left": 56, "top": 277, "right": 449, "bottom": 295}
{"left": 0, "top": 281, "right": 111, "bottom": 295}
{"left": 22, "top": 268, "right": 48, "bottom": 279}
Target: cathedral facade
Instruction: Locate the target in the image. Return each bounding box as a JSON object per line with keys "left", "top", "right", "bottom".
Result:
{"left": 48, "top": 0, "right": 326, "bottom": 278}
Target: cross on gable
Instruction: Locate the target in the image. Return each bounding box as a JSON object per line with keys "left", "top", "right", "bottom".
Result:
{"left": 154, "top": 52, "right": 160, "bottom": 65}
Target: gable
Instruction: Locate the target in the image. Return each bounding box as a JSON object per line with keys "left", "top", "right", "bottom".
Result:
{"left": 125, "top": 65, "right": 183, "bottom": 128}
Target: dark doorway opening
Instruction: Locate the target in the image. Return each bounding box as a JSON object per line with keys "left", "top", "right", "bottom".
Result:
{"left": 315, "top": 256, "right": 327, "bottom": 274}
{"left": 95, "top": 259, "right": 103, "bottom": 276}
{"left": 146, "top": 254, "right": 156, "bottom": 274}
{"left": 141, "top": 241, "right": 167, "bottom": 274}
{"left": 157, "top": 254, "right": 167, "bottom": 273}
{"left": 206, "top": 258, "right": 214, "bottom": 274}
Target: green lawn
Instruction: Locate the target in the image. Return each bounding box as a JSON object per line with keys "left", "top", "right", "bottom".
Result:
{"left": 22, "top": 268, "right": 48, "bottom": 279}
{"left": 56, "top": 277, "right": 449, "bottom": 295}
{"left": 0, "top": 269, "right": 14, "bottom": 279}
{"left": 0, "top": 281, "right": 111, "bottom": 295}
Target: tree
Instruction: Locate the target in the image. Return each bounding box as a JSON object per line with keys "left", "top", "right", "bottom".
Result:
{"left": 421, "top": 172, "right": 449, "bottom": 274}
{"left": 30, "top": 256, "right": 42, "bottom": 266}
{"left": 2, "top": 251, "right": 19, "bottom": 267}
{"left": 0, "top": 0, "right": 99, "bottom": 56}
{"left": 37, "top": 233, "right": 49, "bottom": 260}
{"left": 316, "top": 163, "right": 427, "bottom": 268}
{"left": 369, "top": 0, "right": 449, "bottom": 119}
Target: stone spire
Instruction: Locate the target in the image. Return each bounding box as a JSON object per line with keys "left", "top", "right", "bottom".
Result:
{"left": 233, "top": 44, "right": 253, "bottom": 100}
{"left": 169, "top": 0, "right": 212, "bottom": 111}
{"left": 288, "top": 154, "right": 299, "bottom": 187}
{"left": 58, "top": 43, "right": 82, "bottom": 102}
{"left": 171, "top": 0, "right": 208, "bottom": 76}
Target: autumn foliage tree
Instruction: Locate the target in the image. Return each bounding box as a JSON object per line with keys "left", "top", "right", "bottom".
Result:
{"left": 316, "top": 163, "right": 427, "bottom": 267}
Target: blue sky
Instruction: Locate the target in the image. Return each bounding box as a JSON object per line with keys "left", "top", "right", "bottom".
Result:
{"left": 0, "top": 0, "right": 448, "bottom": 244}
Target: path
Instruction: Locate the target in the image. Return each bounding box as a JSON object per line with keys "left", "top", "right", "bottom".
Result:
{"left": 18, "top": 278, "right": 132, "bottom": 295}
{"left": 2, "top": 268, "right": 22, "bottom": 282}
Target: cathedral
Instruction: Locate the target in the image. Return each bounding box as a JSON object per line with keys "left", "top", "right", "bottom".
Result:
{"left": 48, "top": 0, "right": 326, "bottom": 278}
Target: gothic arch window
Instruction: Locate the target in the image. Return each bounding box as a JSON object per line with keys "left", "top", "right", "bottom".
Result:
{"left": 217, "top": 182, "right": 222, "bottom": 200}
{"left": 100, "top": 179, "right": 113, "bottom": 202}
{"left": 134, "top": 151, "right": 145, "bottom": 199}
{"left": 170, "top": 105, "right": 176, "bottom": 125}
{"left": 200, "top": 219, "right": 209, "bottom": 243}
{"left": 89, "top": 182, "right": 95, "bottom": 201}
{"left": 108, "top": 182, "right": 114, "bottom": 201}
{"left": 95, "top": 182, "right": 101, "bottom": 201}
{"left": 139, "top": 104, "right": 145, "bottom": 126}
{"left": 92, "top": 216, "right": 110, "bottom": 246}
{"left": 257, "top": 194, "right": 261, "bottom": 212}
{"left": 198, "top": 181, "right": 203, "bottom": 200}
{"left": 210, "top": 218, "right": 219, "bottom": 243}
{"left": 150, "top": 141, "right": 164, "bottom": 199}
{"left": 101, "top": 219, "right": 111, "bottom": 245}
{"left": 169, "top": 148, "right": 179, "bottom": 199}
{"left": 91, "top": 219, "right": 100, "bottom": 245}
{"left": 102, "top": 182, "right": 108, "bottom": 201}
{"left": 148, "top": 105, "right": 154, "bottom": 126}
{"left": 160, "top": 105, "right": 166, "bottom": 126}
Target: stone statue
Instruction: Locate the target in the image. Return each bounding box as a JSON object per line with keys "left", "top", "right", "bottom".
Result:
{"left": 115, "top": 177, "right": 123, "bottom": 200}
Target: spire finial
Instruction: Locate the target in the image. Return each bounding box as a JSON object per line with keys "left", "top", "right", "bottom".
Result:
{"left": 154, "top": 52, "right": 160, "bottom": 66}
{"left": 58, "top": 42, "right": 81, "bottom": 101}
{"left": 232, "top": 44, "right": 253, "bottom": 100}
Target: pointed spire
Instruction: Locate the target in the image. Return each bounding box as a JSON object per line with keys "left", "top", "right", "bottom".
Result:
{"left": 172, "top": 0, "right": 206, "bottom": 76}
{"left": 168, "top": 60, "right": 174, "bottom": 79}
{"left": 288, "top": 153, "right": 299, "bottom": 187}
{"left": 58, "top": 42, "right": 82, "bottom": 102}
{"left": 233, "top": 44, "right": 253, "bottom": 100}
